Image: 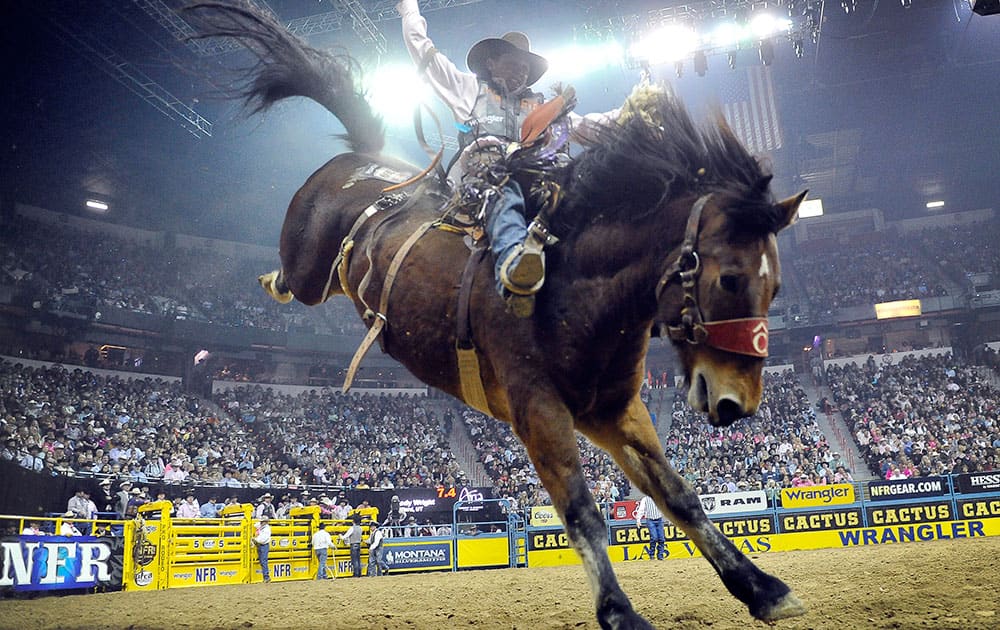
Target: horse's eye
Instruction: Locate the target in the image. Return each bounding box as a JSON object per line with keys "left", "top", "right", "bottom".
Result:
{"left": 720, "top": 274, "right": 742, "bottom": 294}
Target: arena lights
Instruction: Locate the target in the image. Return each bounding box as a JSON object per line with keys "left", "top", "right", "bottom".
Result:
{"left": 628, "top": 24, "right": 700, "bottom": 65}
{"left": 365, "top": 63, "right": 432, "bottom": 127}
{"left": 545, "top": 40, "right": 625, "bottom": 80}
{"left": 925, "top": 200, "right": 945, "bottom": 209}
{"left": 625, "top": 11, "right": 798, "bottom": 74}
{"left": 797, "top": 198, "right": 824, "bottom": 218}
{"left": 85, "top": 199, "right": 109, "bottom": 213}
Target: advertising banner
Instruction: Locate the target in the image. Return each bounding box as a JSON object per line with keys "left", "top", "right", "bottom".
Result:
{"left": 699, "top": 490, "right": 768, "bottom": 516}
{"left": 955, "top": 472, "right": 1000, "bottom": 494}
{"left": 865, "top": 502, "right": 953, "bottom": 526}
{"left": 529, "top": 506, "right": 563, "bottom": 528}
{"left": 780, "top": 484, "right": 856, "bottom": 509}
{"left": 0, "top": 535, "right": 117, "bottom": 591}
{"left": 610, "top": 500, "right": 638, "bottom": 520}
{"left": 957, "top": 498, "right": 1000, "bottom": 520}
{"left": 780, "top": 509, "right": 863, "bottom": 532}
{"left": 867, "top": 477, "right": 949, "bottom": 502}
{"left": 382, "top": 541, "right": 452, "bottom": 572}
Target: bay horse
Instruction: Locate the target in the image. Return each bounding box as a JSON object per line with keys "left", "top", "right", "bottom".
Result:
{"left": 189, "top": 3, "right": 807, "bottom": 627}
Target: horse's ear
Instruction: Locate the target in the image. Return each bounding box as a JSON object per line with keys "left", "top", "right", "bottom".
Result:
{"left": 775, "top": 190, "right": 808, "bottom": 231}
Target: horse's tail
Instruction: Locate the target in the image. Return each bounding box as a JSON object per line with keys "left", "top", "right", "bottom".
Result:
{"left": 185, "top": 2, "right": 384, "bottom": 155}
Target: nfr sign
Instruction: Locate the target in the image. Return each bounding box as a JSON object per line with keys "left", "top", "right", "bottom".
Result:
{"left": 272, "top": 563, "right": 292, "bottom": 578}
{"left": 195, "top": 567, "right": 217, "bottom": 582}
{"left": 1, "top": 536, "right": 113, "bottom": 591}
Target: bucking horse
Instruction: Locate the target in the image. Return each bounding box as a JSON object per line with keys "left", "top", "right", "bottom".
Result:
{"left": 188, "top": 3, "right": 808, "bottom": 627}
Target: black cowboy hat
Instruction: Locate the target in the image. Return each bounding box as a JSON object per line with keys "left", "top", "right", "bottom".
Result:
{"left": 466, "top": 32, "right": 548, "bottom": 87}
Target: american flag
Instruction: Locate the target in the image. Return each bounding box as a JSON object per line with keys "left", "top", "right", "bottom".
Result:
{"left": 722, "top": 65, "right": 783, "bottom": 155}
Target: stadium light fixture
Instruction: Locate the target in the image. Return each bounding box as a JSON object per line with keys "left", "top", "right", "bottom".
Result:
{"left": 925, "top": 200, "right": 945, "bottom": 209}
{"left": 85, "top": 199, "right": 109, "bottom": 213}
{"left": 693, "top": 50, "right": 708, "bottom": 77}
{"left": 759, "top": 40, "right": 775, "bottom": 66}
{"left": 365, "top": 63, "right": 431, "bottom": 127}
{"left": 710, "top": 22, "right": 746, "bottom": 48}
{"left": 546, "top": 40, "right": 624, "bottom": 79}
{"left": 749, "top": 14, "right": 792, "bottom": 39}
{"left": 798, "top": 198, "right": 824, "bottom": 218}
{"left": 629, "top": 24, "right": 699, "bottom": 65}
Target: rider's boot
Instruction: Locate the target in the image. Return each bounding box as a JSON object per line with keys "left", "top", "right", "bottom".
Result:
{"left": 498, "top": 235, "right": 545, "bottom": 317}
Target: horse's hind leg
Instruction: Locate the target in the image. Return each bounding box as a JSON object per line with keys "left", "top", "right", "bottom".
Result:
{"left": 580, "top": 396, "right": 806, "bottom": 623}
{"left": 259, "top": 268, "right": 294, "bottom": 304}
{"left": 511, "top": 395, "right": 653, "bottom": 630}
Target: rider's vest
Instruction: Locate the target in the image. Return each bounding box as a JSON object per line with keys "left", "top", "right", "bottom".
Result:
{"left": 458, "top": 82, "right": 543, "bottom": 150}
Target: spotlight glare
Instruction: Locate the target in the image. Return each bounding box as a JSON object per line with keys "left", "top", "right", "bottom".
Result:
{"left": 925, "top": 200, "right": 945, "bottom": 209}
{"left": 365, "top": 64, "right": 431, "bottom": 126}
{"left": 85, "top": 199, "right": 109, "bottom": 212}
{"left": 711, "top": 22, "right": 745, "bottom": 48}
{"left": 546, "top": 40, "right": 624, "bottom": 79}
{"left": 629, "top": 24, "right": 699, "bottom": 64}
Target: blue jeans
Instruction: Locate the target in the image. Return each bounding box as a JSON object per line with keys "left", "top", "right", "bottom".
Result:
{"left": 484, "top": 180, "right": 528, "bottom": 295}
{"left": 316, "top": 548, "right": 330, "bottom": 579}
{"left": 350, "top": 543, "right": 362, "bottom": 577}
{"left": 257, "top": 543, "right": 270, "bottom": 581}
{"left": 645, "top": 518, "right": 666, "bottom": 560}
{"left": 367, "top": 546, "right": 387, "bottom": 576}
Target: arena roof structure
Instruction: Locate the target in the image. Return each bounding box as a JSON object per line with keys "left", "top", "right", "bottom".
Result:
{"left": 2, "top": 0, "right": 998, "bottom": 244}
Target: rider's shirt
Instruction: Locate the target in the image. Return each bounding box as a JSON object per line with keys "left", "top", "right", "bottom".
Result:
{"left": 397, "top": 0, "right": 619, "bottom": 177}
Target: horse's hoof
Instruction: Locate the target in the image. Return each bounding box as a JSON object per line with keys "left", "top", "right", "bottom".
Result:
{"left": 758, "top": 591, "right": 807, "bottom": 623}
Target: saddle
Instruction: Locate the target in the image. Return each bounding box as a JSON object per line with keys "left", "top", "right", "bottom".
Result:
{"left": 336, "top": 97, "right": 578, "bottom": 409}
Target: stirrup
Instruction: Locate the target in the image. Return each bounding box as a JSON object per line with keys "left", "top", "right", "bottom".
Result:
{"left": 499, "top": 240, "right": 545, "bottom": 296}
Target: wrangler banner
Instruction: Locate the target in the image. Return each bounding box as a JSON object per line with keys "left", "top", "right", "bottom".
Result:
{"left": 780, "top": 484, "right": 856, "bottom": 509}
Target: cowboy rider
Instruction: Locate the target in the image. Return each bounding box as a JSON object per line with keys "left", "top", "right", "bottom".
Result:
{"left": 397, "top": 0, "right": 619, "bottom": 317}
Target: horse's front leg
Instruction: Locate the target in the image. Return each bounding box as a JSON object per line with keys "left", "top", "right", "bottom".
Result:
{"left": 580, "top": 396, "right": 806, "bottom": 623}
{"left": 511, "top": 393, "right": 654, "bottom": 630}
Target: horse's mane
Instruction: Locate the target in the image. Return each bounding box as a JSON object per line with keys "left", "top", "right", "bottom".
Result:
{"left": 555, "top": 85, "right": 782, "bottom": 238}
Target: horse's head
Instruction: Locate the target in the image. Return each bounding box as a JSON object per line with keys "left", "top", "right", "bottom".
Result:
{"left": 653, "top": 187, "right": 805, "bottom": 427}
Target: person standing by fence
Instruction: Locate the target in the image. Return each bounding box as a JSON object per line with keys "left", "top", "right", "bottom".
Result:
{"left": 339, "top": 515, "right": 363, "bottom": 577}
{"left": 312, "top": 522, "right": 334, "bottom": 579}
{"left": 635, "top": 494, "right": 666, "bottom": 560}
{"left": 254, "top": 516, "right": 272, "bottom": 582}
{"left": 367, "top": 521, "right": 388, "bottom": 576}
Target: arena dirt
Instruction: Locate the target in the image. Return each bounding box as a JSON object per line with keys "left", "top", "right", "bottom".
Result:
{"left": 4, "top": 536, "right": 998, "bottom": 630}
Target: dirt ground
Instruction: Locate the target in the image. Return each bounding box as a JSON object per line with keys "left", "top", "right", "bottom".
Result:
{"left": 3, "top": 536, "right": 999, "bottom": 630}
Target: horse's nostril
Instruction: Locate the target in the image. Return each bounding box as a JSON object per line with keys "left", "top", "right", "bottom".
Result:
{"left": 716, "top": 398, "right": 745, "bottom": 427}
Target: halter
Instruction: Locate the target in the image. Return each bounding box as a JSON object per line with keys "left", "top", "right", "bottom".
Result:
{"left": 654, "top": 194, "right": 770, "bottom": 358}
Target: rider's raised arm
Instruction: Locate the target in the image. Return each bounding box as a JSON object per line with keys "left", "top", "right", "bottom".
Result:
{"left": 397, "top": 0, "right": 480, "bottom": 121}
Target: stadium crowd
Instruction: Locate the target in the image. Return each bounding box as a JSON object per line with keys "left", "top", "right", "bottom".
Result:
{"left": 791, "top": 229, "right": 950, "bottom": 311}
{"left": 0, "top": 358, "right": 269, "bottom": 486}
{"left": 213, "top": 385, "right": 463, "bottom": 490}
{"left": 663, "top": 370, "right": 852, "bottom": 499}
{"left": 825, "top": 353, "right": 1000, "bottom": 479}
{"left": 460, "top": 407, "right": 631, "bottom": 511}
{"left": 0, "top": 216, "right": 365, "bottom": 336}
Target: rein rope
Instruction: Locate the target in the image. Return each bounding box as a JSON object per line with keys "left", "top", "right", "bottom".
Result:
{"left": 655, "top": 193, "right": 770, "bottom": 358}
